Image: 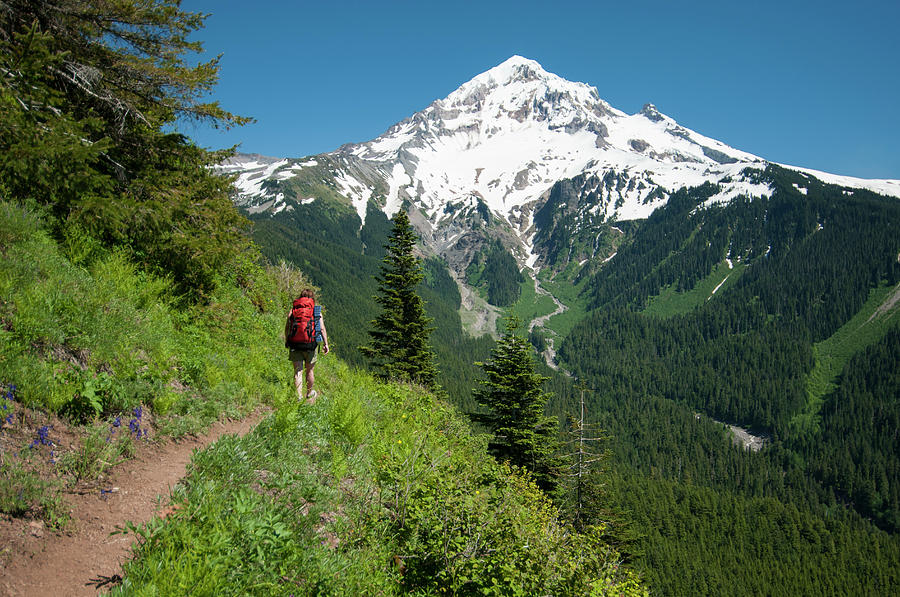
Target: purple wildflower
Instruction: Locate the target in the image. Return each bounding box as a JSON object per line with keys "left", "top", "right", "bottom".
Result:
{"left": 36, "top": 425, "right": 53, "bottom": 446}
{"left": 31, "top": 425, "right": 54, "bottom": 450}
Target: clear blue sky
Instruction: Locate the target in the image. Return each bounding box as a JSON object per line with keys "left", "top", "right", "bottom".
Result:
{"left": 180, "top": 0, "right": 900, "bottom": 180}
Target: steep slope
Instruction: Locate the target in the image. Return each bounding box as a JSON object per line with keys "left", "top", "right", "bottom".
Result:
{"left": 110, "top": 360, "right": 648, "bottom": 595}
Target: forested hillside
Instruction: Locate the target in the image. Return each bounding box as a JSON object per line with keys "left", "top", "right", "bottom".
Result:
{"left": 552, "top": 165, "right": 900, "bottom": 594}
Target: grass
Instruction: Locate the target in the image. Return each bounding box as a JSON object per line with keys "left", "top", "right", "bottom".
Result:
{"left": 643, "top": 261, "right": 745, "bottom": 318}
{"left": 0, "top": 452, "right": 69, "bottom": 528}
{"left": 0, "top": 200, "right": 308, "bottom": 435}
{"left": 790, "top": 283, "right": 900, "bottom": 436}
{"left": 56, "top": 415, "right": 140, "bottom": 483}
{"left": 110, "top": 358, "right": 646, "bottom": 596}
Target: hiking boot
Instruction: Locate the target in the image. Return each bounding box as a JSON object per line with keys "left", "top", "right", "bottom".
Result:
{"left": 306, "top": 390, "right": 318, "bottom": 404}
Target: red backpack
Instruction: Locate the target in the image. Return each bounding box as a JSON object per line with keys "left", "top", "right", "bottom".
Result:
{"left": 286, "top": 297, "right": 318, "bottom": 350}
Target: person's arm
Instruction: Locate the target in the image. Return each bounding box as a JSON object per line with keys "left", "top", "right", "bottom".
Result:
{"left": 320, "top": 314, "right": 329, "bottom": 354}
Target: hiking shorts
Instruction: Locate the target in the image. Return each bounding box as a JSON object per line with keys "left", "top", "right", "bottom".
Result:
{"left": 289, "top": 345, "right": 317, "bottom": 366}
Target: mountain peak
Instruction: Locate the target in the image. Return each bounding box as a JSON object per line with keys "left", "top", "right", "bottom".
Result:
{"left": 227, "top": 55, "right": 900, "bottom": 280}
{"left": 449, "top": 55, "right": 588, "bottom": 103}
{"left": 483, "top": 55, "right": 548, "bottom": 83}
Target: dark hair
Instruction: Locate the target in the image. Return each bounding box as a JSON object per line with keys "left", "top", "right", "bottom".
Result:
{"left": 299, "top": 288, "right": 315, "bottom": 300}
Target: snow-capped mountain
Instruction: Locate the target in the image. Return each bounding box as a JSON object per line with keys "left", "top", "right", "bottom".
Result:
{"left": 221, "top": 55, "right": 900, "bottom": 273}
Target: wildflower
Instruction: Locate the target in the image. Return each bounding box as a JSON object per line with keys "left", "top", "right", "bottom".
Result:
{"left": 36, "top": 425, "right": 53, "bottom": 446}
{"left": 112, "top": 416, "right": 121, "bottom": 428}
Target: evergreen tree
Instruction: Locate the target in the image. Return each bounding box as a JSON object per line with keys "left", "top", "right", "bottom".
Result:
{"left": 0, "top": 0, "right": 251, "bottom": 297}
{"left": 360, "top": 210, "right": 438, "bottom": 389}
{"left": 473, "top": 316, "right": 560, "bottom": 492}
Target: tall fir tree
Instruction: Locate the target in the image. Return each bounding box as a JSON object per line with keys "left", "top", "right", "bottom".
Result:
{"left": 473, "top": 316, "right": 560, "bottom": 492}
{"left": 360, "top": 210, "right": 439, "bottom": 389}
{"left": 0, "top": 0, "right": 251, "bottom": 297}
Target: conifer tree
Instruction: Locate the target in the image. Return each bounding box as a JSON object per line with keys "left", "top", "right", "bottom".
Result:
{"left": 360, "top": 210, "right": 439, "bottom": 389}
{"left": 473, "top": 316, "right": 560, "bottom": 492}
{"left": 0, "top": 0, "right": 251, "bottom": 297}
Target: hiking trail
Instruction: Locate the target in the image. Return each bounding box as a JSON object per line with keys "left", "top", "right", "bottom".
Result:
{"left": 0, "top": 408, "right": 269, "bottom": 596}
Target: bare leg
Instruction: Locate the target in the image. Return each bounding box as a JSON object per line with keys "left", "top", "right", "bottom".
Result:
{"left": 293, "top": 360, "right": 304, "bottom": 401}
{"left": 305, "top": 361, "right": 316, "bottom": 403}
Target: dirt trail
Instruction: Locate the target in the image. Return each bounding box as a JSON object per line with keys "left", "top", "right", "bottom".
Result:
{"left": 0, "top": 408, "right": 269, "bottom": 597}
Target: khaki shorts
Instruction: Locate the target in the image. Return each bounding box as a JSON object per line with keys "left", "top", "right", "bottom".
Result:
{"left": 289, "top": 346, "right": 317, "bottom": 366}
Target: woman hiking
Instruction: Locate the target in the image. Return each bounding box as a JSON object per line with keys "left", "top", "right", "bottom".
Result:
{"left": 285, "top": 289, "right": 329, "bottom": 404}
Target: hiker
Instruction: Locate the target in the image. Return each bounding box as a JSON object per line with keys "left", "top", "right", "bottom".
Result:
{"left": 285, "top": 289, "right": 329, "bottom": 403}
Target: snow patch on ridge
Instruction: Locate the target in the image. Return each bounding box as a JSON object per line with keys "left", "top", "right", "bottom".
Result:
{"left": 702, "top": 178, "right": 773, "bottom": 208}
{"left": 783, "top": 165, "right": 900, "bottom": 199}
{"left": 386, "top": 163, "right": 412, "bottom": 217}
{"left": 334, "top": 171, "right": 373, "bottom": 225}
{"left": 709, "top": 275, "right": 730, "bottom": 299}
